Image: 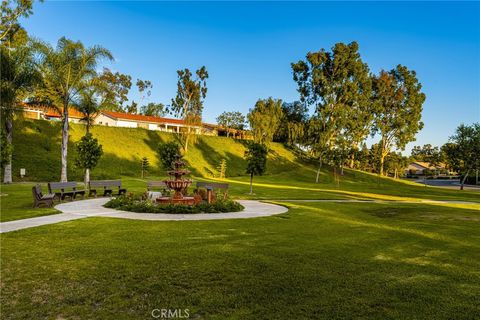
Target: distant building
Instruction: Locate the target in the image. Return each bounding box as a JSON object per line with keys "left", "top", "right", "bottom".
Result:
{"left": 19, "top": 104, "right": 84, "bottom": 123}
{"left": 94, "top": 111, "right": 209, "bottom": 134}
{"left": 405, "top": 161, "right": 449, "bottom": 176}
{"left": 17, "top": 104, "right": 250, "bottom": 138}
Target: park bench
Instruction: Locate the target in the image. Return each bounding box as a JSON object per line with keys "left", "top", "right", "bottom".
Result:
{"left": 147, "top": 181, "right": 169, "bottom": 193}
{"left": 195, "top": 182, "right": 229, "bottom": 204}
{"left": 89, "top": 180, "right": 127, "bottom": 197}
{"left": 32, "top": 184, "right": 55, "bottom": 208}
{"left": 48, "top": 181, "right": 86, "bottom": 201}
{"left": 146, "top": 181, "right": 170, "bottom": 200}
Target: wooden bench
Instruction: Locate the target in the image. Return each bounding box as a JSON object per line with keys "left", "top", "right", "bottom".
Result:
{"left": 147, "top": 181, "right": 169, "bottom": 193}
{"left": 195, "top": 182, "right": 229, "bottom": 203}
{"left": 48, "top": 181, "right": 86, "bottom": 201}
{"left": 89, "top": 180, "right": 127, "bottom": 197}
{"left": 32, "top": 184, "right": 55, "bottom": 208}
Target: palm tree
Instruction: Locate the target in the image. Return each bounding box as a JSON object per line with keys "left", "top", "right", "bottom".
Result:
{"left": 0, "top": 41, "right": 39, "bottom": 183}
{"left": 35, "top": 37, "right": 113, "bottom": 182}
{"left": 74, "top": 87, "right": 103, "bottom": 134}
{"left": 73, "top": 87, "right": 106, "bottom": 187}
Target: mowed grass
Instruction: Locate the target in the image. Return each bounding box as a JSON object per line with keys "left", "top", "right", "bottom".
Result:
{"left": 2, "top": 119, "right": 480, "bottom": 318}
{"left": 1, "top": 168, "right": 479, "bottom": 222}
{"left": 0, "top": 183, "right": 59, "bottom": 221}
{"left": 2, "top": 170, "right": 479, "bottom": 222}
{"left": 1, "top": 201, "right": 479, "bottom": 319}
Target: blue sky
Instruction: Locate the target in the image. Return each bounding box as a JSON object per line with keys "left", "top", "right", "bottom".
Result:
{"left": 23, "top": 1, "right": 480, "bottom": 152}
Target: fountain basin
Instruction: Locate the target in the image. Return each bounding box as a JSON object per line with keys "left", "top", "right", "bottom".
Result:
{"left": 156, "top": 196, "right": 196, "bottom": 205}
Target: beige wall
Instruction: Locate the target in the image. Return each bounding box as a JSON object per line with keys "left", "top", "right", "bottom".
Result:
{"left": 94, "top": 114, "right": 117, "bottom": 127}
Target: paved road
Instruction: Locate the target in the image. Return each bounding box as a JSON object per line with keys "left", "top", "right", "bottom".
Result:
{"left": 413, "top": 179, "right": 480, "bottom": 191}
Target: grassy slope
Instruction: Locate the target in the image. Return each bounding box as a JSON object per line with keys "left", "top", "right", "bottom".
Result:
{"left": 10, "top": 119, "right": 480, "bottom": 201}
{"left": 12, "top": 119, "right": 298, "bottom": 181}
{"left": 1, "top": 201, "right": 479, "bottom": 319}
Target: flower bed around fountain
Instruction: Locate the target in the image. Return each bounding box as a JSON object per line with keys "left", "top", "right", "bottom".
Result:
{"left": 104, "top": 154, "right": 244, "bottom": 214}
{"left": 104, "top": 194, "right": 244, "bottom": 214}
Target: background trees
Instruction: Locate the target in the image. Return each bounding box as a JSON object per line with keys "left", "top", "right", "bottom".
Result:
{"left": 170, "top": 66, "right": 208, "bottom": 152}
{"left": 216, "top": 111, "right": 245, "bottom": 137}
{"left": 372, "top": 65, "right": 425, "bottom": 176}
{"left": 248, "top": 98, "right": 283, "bottom": 145}
{"left": 98, "top": 68, "right": 132, "bottom": 111}
{"left": 140, "top": 102, "right": 167, "bottom": 117}
{"left": 442, "top": 123, "right": 480, "bottom": 189}
{"left": 0, "top": 0, "right": 40, "bottom": 41}
{"left": 292, "top": 41, "right": 371, "bottom": 182}
{"left": 245, "top": 142, "right": 268, "bottom": 194}
{"left": 410, "top": 144, "right": 443, "bottom": 176}
{"left": 274, "top": 101, "right": 308, "bottom": 146}
{"left": 35, "top": 37, "right": 113, "bottom": 182}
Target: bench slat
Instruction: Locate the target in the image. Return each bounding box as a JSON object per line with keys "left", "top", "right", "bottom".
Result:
{"left": 196, "top": 182, "right": 229, "bottom": 189}
{"left": 89, "top": 180, "right": 122, "bottom": 188}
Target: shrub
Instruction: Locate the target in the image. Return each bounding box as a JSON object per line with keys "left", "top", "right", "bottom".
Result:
{"left": 157, "top": 141, "right": 181, "bottom": 169}
{"left": 104, "top": 194, "right": 244, "bottom": 214}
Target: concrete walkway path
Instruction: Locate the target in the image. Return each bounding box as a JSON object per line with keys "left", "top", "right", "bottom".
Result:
{"left": 0, "top": 199, "right": 288, "bottom": 234}
{"left": 0, "top": 213, "right": 85, "bottom": 234}
{"left": 2, "top": 197, "right": 477, "bottom": 234}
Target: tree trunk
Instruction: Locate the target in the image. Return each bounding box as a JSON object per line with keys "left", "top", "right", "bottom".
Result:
{"left": 60, "top": 106, "right": 69, "bottom": 182}
{"left": 3, "top": 118, "right": 13, "bottom": 183}
{"left": 184, "top": 132, "right": 189, "bottom": 153}
{"left": 460, "top": 170, "right": 470, "bottom": 190}
{"left": 315, "top": 154, "right": 323, "bottom": 183}
{"left": 340, "top": 165, "right": 344, "bottom": 176}
{"left": 249, "top": 173, "right": 253, "bottom": 194}
{"left": 379, "top": 154, "right": 385, "bottom": 176}
{"left": 84, "top": 168, "right": 90, "bottom": 189}
{"left": 349, "top": 143, "right": 358, "bottom": 169}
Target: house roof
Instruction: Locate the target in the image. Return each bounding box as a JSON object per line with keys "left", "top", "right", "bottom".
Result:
{"left": 20, "top": 104, "right": 85, "bottom": 119}
{"left": 101, "top": 111, "right": 186, "bottom": 125}
{"left": 409, "top": 162, "right": 446, "bottom": 170}
{"left": 43, "top": 107, "right": 85, "bottom": 119}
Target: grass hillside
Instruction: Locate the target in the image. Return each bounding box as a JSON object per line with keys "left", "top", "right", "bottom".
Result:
{"left": 11, "top": 119, "right": 300, "bottom": 182}
{"left": 7, "top": 119, "right": 480, "bottom": 205}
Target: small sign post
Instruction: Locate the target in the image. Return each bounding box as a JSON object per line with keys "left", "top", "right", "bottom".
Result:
{"left": 20, "top": 168, "right": 26, "bottom": 178}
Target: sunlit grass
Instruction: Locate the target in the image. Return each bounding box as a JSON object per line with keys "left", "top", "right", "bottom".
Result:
{"left": 1, "top": 201, "right": 479, "bottom": 319}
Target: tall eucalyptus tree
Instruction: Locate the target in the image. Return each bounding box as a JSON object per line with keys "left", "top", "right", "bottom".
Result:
{"left": 171, "top": 66, "right": 208, "bottom": 153}
{"left": 372, "top": 65, "right": 425, "bottom": 176}
{"left": 292, "top": 41, "right": 371, "bottom": 182}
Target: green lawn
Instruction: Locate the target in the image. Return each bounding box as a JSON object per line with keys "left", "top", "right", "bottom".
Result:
{"left": 1, "top": 201, "right": 479, "bottom": 319}
{"left": 0, "top": 183, "right": 59, "bottom": 222}
{"left": 2, "top": 120, "right": 480, "bottom": 318}
{"left": 1, "top": 168, "right": 479, "bottom": 222}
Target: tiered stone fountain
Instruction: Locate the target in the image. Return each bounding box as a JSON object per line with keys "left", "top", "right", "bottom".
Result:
{"left": 156, "top": 154, "right": 195, "bottom": 205}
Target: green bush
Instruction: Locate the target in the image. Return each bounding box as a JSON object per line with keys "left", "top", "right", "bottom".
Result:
{"left": 104, "top": 194, "right": 244, "bottom": 214}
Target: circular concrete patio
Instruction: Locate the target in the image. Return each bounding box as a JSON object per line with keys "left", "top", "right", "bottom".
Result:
{"left": 55, "top": 198, "right": 288, "bottom": 221}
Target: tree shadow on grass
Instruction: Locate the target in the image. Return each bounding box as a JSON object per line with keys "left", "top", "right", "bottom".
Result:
{"left": 195, "top": 138, "right": 246, "bottom": 178}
